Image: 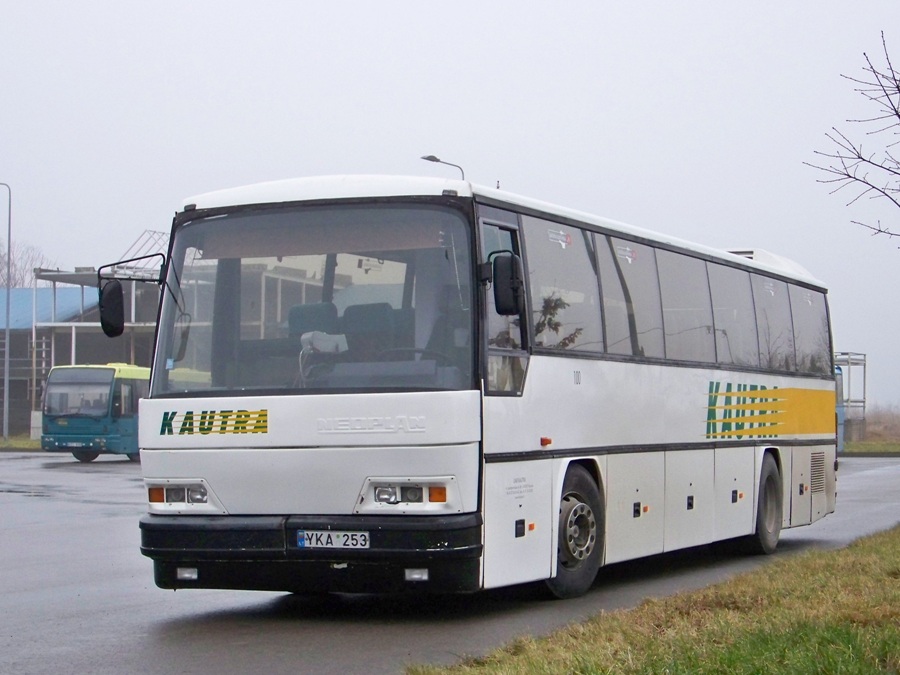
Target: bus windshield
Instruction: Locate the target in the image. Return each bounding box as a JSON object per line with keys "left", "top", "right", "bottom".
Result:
{"left": 152, "top": 202, "right": 475, "bottom": 396}
{"left": 43, "top": 367, "right": 114, "bottom": 417}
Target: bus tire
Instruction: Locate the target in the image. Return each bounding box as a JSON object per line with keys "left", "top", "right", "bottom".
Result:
{"left": 73, "top": 451, "right": 99, "bottom": 463}
{"left": 545, "top": 464, "right": 604, "bottom": 599}
{"left": 745, "top": 453, "right": 782, "bottom": 554}
{"left": 127, "top": 453, "right": 141, "bottom": 462}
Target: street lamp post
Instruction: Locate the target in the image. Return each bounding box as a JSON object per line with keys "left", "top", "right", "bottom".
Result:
{"left": 1, "top": 182, "right": 10, "bottom": 441}
{"left": 420, "top": 155, "right": 466, "bottom": 180}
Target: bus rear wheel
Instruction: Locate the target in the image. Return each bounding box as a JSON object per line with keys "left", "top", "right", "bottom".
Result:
{"left": 745, "top": 453, "right": 783, "bottom": 554}
{"left": 545, "top": 464, "right": 604, "bottom": 599}
{"left": 73, "top": 451, "right": 99, "bottom": 463}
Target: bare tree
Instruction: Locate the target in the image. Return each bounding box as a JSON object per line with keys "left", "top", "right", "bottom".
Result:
{"left": 0, "top": 240, "right": 57, "bottom": 287}
{"left": 807, "top": 32, "right": 900, "bottom": 238}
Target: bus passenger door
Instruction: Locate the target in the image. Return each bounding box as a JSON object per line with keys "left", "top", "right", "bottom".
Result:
{"left": 480, "top": 218, "right": 527, "bottom": 395}
{"left": 114, "top": 380, "right": 139, "bottom": 453}
{"left": 478, "top": 212, "right": 553, "bottom": 588}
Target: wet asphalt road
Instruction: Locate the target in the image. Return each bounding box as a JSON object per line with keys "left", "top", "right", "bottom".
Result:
{"left": 1, "top": 452, "right": 898, "bottom": 675}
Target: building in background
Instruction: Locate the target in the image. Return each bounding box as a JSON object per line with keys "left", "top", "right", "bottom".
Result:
{"left": 0, "top": 231, "right": 166, "bottom": 436}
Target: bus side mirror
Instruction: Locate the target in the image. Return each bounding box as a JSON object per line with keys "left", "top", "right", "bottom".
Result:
{"left": 99, "top": 279, "right": 125, "bottom": 338}
{"left": 492, "top": 253, "right": 525, "bottom": 316}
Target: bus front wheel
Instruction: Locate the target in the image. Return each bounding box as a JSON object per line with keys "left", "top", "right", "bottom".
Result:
{"left": 73, "top": 451, "right": 99, "bottom": 463}
{"left": 545, "top": 464, "right": 604, "bottom": 599}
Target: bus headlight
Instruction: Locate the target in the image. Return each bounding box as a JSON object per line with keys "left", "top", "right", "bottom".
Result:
{"left": 187, "top": 485, "right": 208, "bottom": 504}
{"left": 147, "top": 480, "right": 222, "bottom": 513}
{"left": 357, "top": 476, "right": 460, "bottom": 514}
{"left": 374, "top": 486, "right": 400, "bottom": 504}
{"left": 373, "top": 486, "right": 425, "bottom": 504}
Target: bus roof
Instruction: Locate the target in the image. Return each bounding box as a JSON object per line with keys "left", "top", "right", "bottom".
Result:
{"left": 182, "top": 175, "right": 472, "bottom": 210}
{"left": 48, "top": 363, "right": 150, "bottom": 380}
{"left": 181, "top": 175, "right": 825, "bottom": 288}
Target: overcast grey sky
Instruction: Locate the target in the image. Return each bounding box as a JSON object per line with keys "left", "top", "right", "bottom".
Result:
{"left": 2, "top": 1, "right": 899, "bottom": 403}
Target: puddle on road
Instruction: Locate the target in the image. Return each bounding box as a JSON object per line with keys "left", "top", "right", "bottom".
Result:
{"left": 0, "top": 484, "right": 53, "bottom": 498}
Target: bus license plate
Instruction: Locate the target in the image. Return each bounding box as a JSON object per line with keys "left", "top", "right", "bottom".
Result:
{"left": 297, "top": 530, "right": 370, "bottom": 549}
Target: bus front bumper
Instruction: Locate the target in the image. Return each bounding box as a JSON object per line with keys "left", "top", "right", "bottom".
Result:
{"left": 41, "top": 434, "right": 125, "bottom": 453}
{"left": 140, "top": 513, "right": 483, "bottom": 594}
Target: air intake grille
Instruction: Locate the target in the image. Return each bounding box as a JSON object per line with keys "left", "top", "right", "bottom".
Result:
{"left": 810, "top": 451, "right": 826, "bottom": 493}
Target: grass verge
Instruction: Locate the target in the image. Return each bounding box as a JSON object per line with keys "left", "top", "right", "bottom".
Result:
{"left": 0, "top": 434, "right": 41, "bottom": 451}
{"left": 408, "top": 525, "right": 900, "bottom": 674}
{"left": 844, "top": 440, "right": 900, "bottom": 455}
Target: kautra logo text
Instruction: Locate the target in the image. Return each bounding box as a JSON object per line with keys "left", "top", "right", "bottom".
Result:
{"left": 705, "top": 381, "right": 779, "bottom": 440}
{"left": 159, "top": 409, "right": 269, "bottom": 435}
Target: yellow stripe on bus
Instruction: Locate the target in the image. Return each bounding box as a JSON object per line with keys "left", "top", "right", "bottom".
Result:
{"left": 705, "top": 387, "right": 835, "bottom": 438}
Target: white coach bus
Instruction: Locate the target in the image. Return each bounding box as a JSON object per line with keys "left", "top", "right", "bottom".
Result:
{"left": 98, "top": 175, "right": 836, "bottom": 598}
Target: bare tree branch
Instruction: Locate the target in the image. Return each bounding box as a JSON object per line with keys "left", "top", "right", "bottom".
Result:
{"left": 808, "top": 32, "right": 900, "bottom": 238}
{"left": 0, "top": 240, "right": 57, "bottom": 287}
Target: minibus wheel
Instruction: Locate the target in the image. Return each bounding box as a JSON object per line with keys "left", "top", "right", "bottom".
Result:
{"left": 72, "top": 451, "right": 99, "bottom": 463}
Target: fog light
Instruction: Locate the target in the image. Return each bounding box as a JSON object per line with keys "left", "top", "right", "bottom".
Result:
{"left": 165, "top": 487, "right": 186, "bottom": 503}
{"left": 404, "top": 568, "right": 429, "bottom": 582}
{"left": 176, "top": 567, "right": 199, "bottom": 581}
{"left": 401, "top": 486, "right": 424, "bottom": 503}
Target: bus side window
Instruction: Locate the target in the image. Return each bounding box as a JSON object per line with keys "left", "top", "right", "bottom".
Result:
{"left": 597, "top": 236, "right": 664, "bottom": 358}
{"left": 520, "top": 216, "right": 604, "bottom": 353}
{"left": 707, "top": 264, "right": 759, "bottom": 368}
{"left": 789, "top": 286, "right": 831, "bottom": 375}
{"left": 751, "top": 275, "right": 796, "bottom": 371}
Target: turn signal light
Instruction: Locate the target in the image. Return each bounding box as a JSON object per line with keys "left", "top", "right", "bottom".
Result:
{"left": 428, "top": 486, "right": 447, "bottom": 503}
